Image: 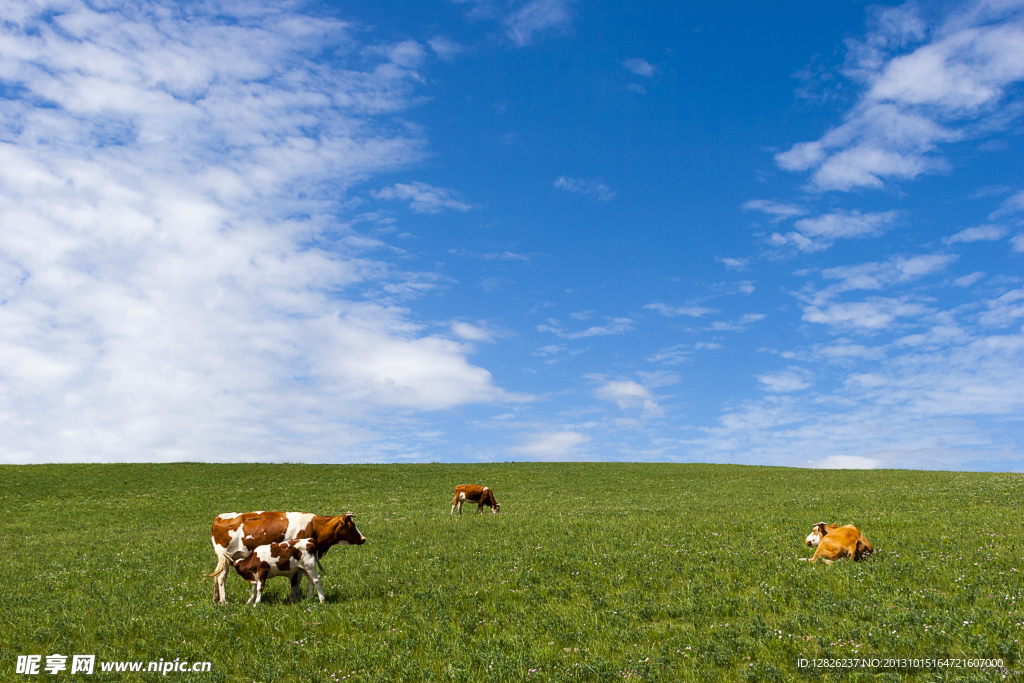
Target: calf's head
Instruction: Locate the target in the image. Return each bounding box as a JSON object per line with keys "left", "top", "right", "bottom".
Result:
{"left": 230, "top": 554, "right": 260, "bottom": 579}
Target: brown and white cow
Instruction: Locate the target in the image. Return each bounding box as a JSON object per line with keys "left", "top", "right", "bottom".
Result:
{"left": 803, "top": 522, "right": 874, "bottom": 564}
{"left": 450, "top": 485, "right": 500, "bottom": 515}
{"left": 804, "top": 522, "right": 840, "bottom": 547}
{"left": 208, "top": 511, "right": 365, "bottom": 604}
{"left": 231, "top": 538, "right": 324, "bottom": 605}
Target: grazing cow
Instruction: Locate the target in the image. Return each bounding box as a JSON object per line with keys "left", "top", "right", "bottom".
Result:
{"left": 231, "top": 538, "right": 324, "bottom": 604}
{"left": 803, "top": 522, "right": 874, "bottom": 564}
{"left": 208, "top": 511, "right": 365, "bottom": 604}
{"left": 450, "top": 485, "right": 500, "bottom": 515}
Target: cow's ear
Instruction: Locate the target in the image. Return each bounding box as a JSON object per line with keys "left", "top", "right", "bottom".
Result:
{"left": 345, "top": 511, "right": 353, "bottom": 519}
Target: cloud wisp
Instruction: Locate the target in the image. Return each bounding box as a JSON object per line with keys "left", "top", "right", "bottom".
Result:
{"left": 554, "top": 176, "right": 617, "bottom": 201}
{"left": 537, "top": 317, "right": 634, "bottom": 339}
{"left": 622, "top": 58, "right": 658, "bottom": 77}
{"left": 768, "top": 210, "right": 899, "bottom": 253}
{"left": 372, "top": 182, "right": 473, "bottom": 213}
{"left": 644, "top": 303, "right": 717, "bottom": 318}
{"left": 776, "top": 2, "right": 1024, "bottom": 191}
{"left": 595, "top": 379, "right": 662, "bottom": 416}
{"left": 505, "top": 0, "right": 575, "bottom": 46}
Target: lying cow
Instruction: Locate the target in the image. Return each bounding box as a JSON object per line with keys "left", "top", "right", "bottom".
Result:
{"left": 232, "top": 538, "right": 324, "bottom": 604}
{"left": 208, "top": 511, "right": 364, "bottom": 604}
{"left": 450, "top": 485, "right": 500, "bottom": 515}
{"left": 803, "top": 522, "right": 874, "bottom": 564}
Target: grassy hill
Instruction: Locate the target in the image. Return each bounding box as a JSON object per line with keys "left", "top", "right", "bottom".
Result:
{"left": 0, "top": 463, "right": 1020, "bottom": 681}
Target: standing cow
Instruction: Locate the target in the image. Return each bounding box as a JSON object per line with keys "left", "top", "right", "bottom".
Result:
{"left": 208, "top": 511, "right": 364, "bottom": 604}
{"left": 450, "top": 485, "right": 501, "bottom": 515}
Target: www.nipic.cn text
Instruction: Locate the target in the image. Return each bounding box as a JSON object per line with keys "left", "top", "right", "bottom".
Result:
{"left": 16, "top": 655, "right": 211, "bottom": 675}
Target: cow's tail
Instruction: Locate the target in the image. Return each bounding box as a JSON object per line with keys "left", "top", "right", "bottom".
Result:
{"left": 206, "top": 551, "right": 230, "bottom": 578}
{"left": 315, "top": 549, "right": 327, "bottom": 576}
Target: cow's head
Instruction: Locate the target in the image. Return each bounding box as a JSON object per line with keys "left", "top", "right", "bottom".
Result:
{"left": 492, "top": 502, "right": 501, "bottom": 514}
{"left": 805, "top": 522, "right": 831, "bottom": 547}
{"left": 332, "top": 512, "right": 366, "bottom": 546}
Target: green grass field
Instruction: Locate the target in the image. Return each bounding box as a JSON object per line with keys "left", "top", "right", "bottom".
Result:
{"left": 0, "top": 463, "right": 1020, "bottom": 682}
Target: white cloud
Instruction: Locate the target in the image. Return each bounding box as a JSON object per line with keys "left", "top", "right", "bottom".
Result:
{"left": 990, "top": 189, "right": 1024, "bottom": 221}
{"left": 510, "top": 430, "right": 590, "bottom": 459}
{"left": 643, "top": 303, "right": 717, "bottom": 317}
{"left": 756, "top": 369, "right": 813, "bottom": 393}
{"left": 1012, "top": 234, "right": 1024, "bottom": 252}
{"left": 372, "top": 182, "right": 473, "bottom": 213}
{"left": 816, "top": 342, "right": 886, "bottom": 361}
{"left": 776, "top": 4, "right": 1024, "bottom": 191}
{"left": 0, "top": 0, "right": 513, "bottom": 463}
{"left": 953, "top": 271, "right": 985, "bottom": 287}
{"left": 647, "top": 342, "right": 724, "bottom": 366}
{"left": 533, "top": 344, "right": 566, "bottom": 357}
{"left": 808, "top": 455, "right": 888, "bottom": 469}
{"left": 553, "top": 176, "right": 617, "bottom": 201}
{"left": 648, "top": 344, "right": 689, "bottom": 365}
{"left": 537, "top": 317, "right": 634, "bottom": 339}
{"left": 384, "top": 40, "right": 427, "bottom": 68}
{"left": 451, "top": 322, "right": 495, "bottom": 342}
{"left": 795, "top": 210, "right": 898, "bottom": 239}
{"left": 742, "top": 199, "right": 806, "bottom": 221}
{"left": 945, "top": 224, "right": 1008, "bottom": 244}
{"left": 505, "top": 0, "right": 574, "bottom": 46}
{"left": 635, "top": 370, "right": 681, "bottom": 387}
{"left": 428, "top": 36, "right": 464, "bottom": 60}
{"left": 801, "top": 253, "right": 958, "bottom": 307}
{"left": 719, "top": 257, "right": 748, "bottom": 270}
{"left": 708, "top": 313, "right": 766, "bottom": 332}
{"left": 622, "top": 58, "right": 657, "bottom": 77}
{"left": 770, "top": 210, "right": 898, "bottom": 252}
{"left": 695, "top": 330, "right": 1024, "bottom": 468}
{"left": 979, "top": 288, "right": 1024, "bottom": 327}
{"left": 595, "top": 379, "right": 662, "bottom": 416}
{"left": 448, "top": 249, "right": 533, "bottom": 261}
{"left": 803, "top": 298, "right": 930, "bottom": 330}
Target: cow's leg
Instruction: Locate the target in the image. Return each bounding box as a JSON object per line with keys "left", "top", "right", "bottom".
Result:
{"left": 215, "top": 567, "right": 228, "bottom": 604}
{"left": 306, "top": 566, "right": 325, "bottom": 604}
{"left": 457, "top": 500, "right": 463, "bottom": 515}
{"left": 289, "top": 572, "right": 302, "bottom": 602}
{"left": 246, "top": 581, "right": 257, "bottom": 605}
{"left": 451, "top": 503, "right": 456, "bottom": 515}
{"left": 253, "top": 578, "right": 264, "bottom": 605}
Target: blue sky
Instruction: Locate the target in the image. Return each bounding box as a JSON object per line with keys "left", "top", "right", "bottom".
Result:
{"left": 0, "top": 0, "right": 1022, "bottom": 469}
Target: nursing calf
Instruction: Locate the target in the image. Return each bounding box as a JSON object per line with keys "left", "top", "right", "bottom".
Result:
{"left": 804, "top": 522, "right": 874, "bottom": 564}
{"left": 450, "top": 485, "right": 500, "bottom": 515}
{"left": 231, "top": 538, "right": 324, "bottom": 604}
